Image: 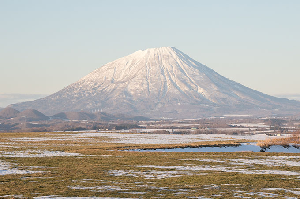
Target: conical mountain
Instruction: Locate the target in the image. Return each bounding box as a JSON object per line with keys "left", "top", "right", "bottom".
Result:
{"left": 0, "top": 107, "right": 20, "bottom": 119}
{"left": 10, "top": 47, "right": 300, "bottom": 118}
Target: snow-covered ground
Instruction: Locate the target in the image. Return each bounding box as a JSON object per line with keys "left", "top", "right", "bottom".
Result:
{"left": 8, "top": 132, "right": 286, "bottom": 145}
{"left": 72, "top": 132, "right": 274, "bottom": 145}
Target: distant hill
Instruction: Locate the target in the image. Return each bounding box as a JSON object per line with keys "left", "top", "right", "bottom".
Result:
{"left": 0, "top": 107, "right": 20, "bottom": 119}
{"left": 0, "top": 107, "right": 49, "bottom": 121}
{"left": 275, "top": 94, "right": 300, "bottom": 102}
{"left": 53, "top": 111, "right": 149, "bottom": 121}
{"left": 0, "top": 107, "right": 149, "bottom": 122}
{"left": 14, "top": 109, "right": 49, "bottom": 122}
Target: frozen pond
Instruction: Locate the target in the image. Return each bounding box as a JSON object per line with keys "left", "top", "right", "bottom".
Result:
{"left": 132, "top": 143, "right": 300, "bottom": 153}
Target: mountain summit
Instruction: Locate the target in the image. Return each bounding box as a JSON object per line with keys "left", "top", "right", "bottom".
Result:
{"left": 11, "top": 47, "right": 300, "bottom": 118}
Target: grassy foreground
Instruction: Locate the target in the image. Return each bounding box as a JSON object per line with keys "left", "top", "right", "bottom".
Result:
{"left": 0, "top": 132, "right": 300, "bottom": 198}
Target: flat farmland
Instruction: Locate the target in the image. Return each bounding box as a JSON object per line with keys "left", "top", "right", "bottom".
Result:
{"left": 1, "top": 132, "right": 300, "bottom": 198}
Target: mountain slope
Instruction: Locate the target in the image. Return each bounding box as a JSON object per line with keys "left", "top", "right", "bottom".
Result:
{"left": 53, "top": 112, "right": 96, "bottom": 121}
{"left": 10, "top": 47, "right": 300, "bottom": 118}
{"left": 15, "top": 109, "right": 49, "bottom": 121}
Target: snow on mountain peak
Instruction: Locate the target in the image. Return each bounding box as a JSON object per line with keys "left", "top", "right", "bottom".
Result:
{"left": 120, "top": 47, "right": 180, "bottom": 62}
{"left": 77, "top": 46, "right": 209, "bottom": 99}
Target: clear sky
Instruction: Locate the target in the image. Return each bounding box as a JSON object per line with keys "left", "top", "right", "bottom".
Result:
{"left": 0, "top": 0, "right": 299, "bottom": 97}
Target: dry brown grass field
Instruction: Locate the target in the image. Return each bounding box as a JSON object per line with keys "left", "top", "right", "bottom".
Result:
{"left": 0, "top": 131, "right": 300, "bottom": 198}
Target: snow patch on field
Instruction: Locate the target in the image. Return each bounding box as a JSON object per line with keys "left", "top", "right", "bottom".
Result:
{"left": 0, "top": 195, "right": 24, "bottom": 198}
{"left": 72, "top": 132, "right": 271, "bottom": 144}
{"left": 11, "top": 137, "right": 73, "bottom": 142}
{"left": 234, "top": 191, "right": 279, "bottom": 198}
{"left": 233, "top": 187, "right": 300, "bottom": 198}
{"left": 262, "top": 188, "right": 300, "bottom": 195}
{"left": 108, "top": 169, "right": 194, "bottom": 179}
{"left": 185, "top": 156, "right": 300, "bottom": 167}
{"left": 137, "top": 165, "right": 300, "bottom": 176}
{"left": 1, "top": 150, "right": 82, "bottom": 157}
{"left": 0, "top": 160, "right": 43, "bottom": 175}
{"left": 9, "top": 132, "right": 278, "bottom": 145}
{"left": 230, "top": 157, "right": 300, "bottom": 167}
{"left": 68, "top": 185, "right": 129, "bottom": 191}
{"left": 182, "top": 158, "right": 226, "bottom": 163}
{"left": 0, "top": 142, "right": 20, "bottom": 148}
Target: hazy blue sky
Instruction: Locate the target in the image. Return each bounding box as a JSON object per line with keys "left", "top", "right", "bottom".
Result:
{"left": 1, "top": 0, "right": 299, "bottom": 97}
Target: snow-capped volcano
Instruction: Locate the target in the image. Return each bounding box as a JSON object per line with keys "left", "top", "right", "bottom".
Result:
{"left": 11, "top": 47, "right": 300, "bottom": 118}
